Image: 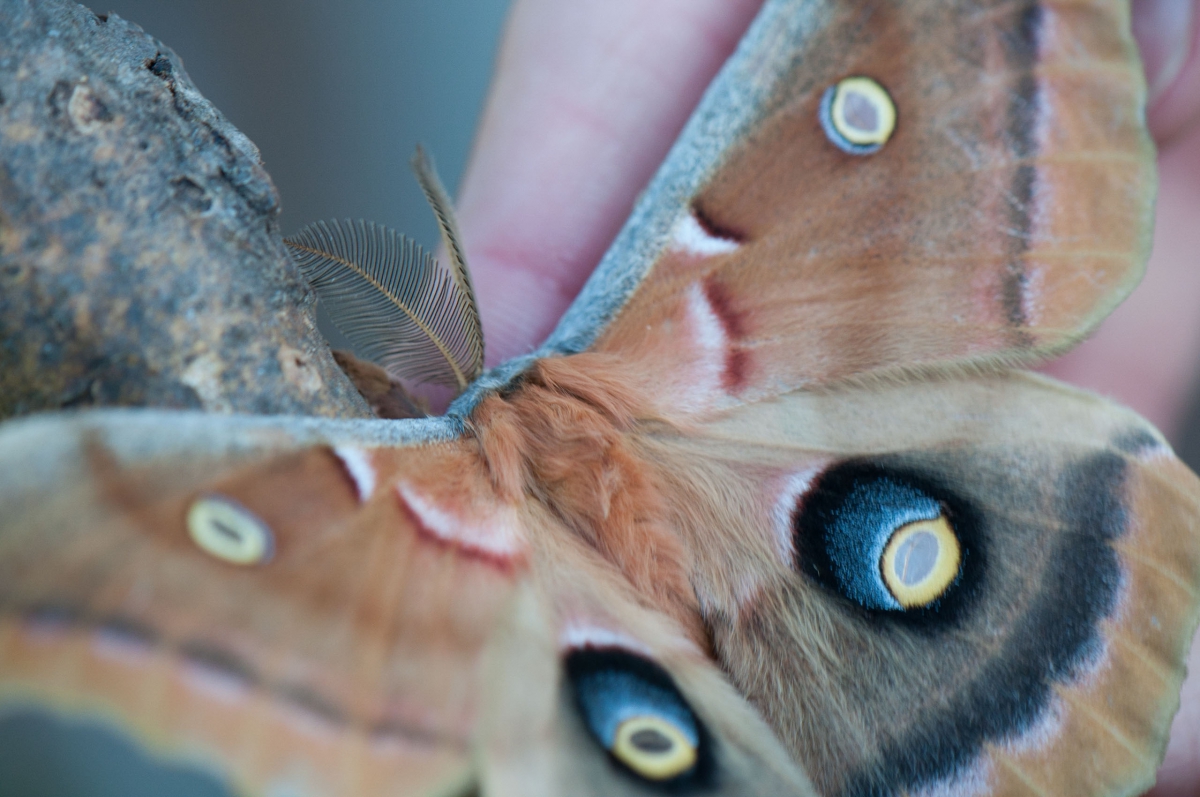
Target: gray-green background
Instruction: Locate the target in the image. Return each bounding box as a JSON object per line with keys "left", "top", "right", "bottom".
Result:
{"left": 101, "top": 0, "right": 512, "bottom": 248}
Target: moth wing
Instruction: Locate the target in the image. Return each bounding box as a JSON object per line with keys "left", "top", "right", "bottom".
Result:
{"left": 540, "top": 0, "right": 1153, "bottom": 417}
{"left": 0, "top": 411, "right": 528, "bottom": 797}
{"left": 625, "top": 372, "right": 1200, "bottom": 797}
{"left": 472, "top": 513, "right": 816, "bottom": 797}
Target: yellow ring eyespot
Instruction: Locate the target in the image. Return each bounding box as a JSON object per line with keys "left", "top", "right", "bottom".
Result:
{"left": 186, "top": 496, "right": 274, "bottom": 566}
{"left": 821, "top": 76, "right": 896, "bottom": 153}
{"left": 880, "top": 515, "right": 960, "bottom": 608}
{"left": 612, "top": 715, "right": 697, "bottom": 781}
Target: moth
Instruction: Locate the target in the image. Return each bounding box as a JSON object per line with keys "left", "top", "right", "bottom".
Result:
{"left": 2, "top": 0, "right": 1199, "bottom": 796}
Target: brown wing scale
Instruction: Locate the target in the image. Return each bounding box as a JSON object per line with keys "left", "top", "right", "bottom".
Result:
{"left": 626, "top": 372, "right": 1200, "bottom": 797}
{"left": 0, "top": 417, "right": 526, "bottom": 797}
{"left": 592, "top": 0, "right": 1154, "bottom": 417}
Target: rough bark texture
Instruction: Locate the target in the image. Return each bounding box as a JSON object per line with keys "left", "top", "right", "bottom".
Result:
{"left": 0, "top": 0, "right": 372, "bottom": 419}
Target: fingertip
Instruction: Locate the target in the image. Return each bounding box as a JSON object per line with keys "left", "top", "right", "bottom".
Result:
{"left": 457, "top": 0, "right": 764, "bottom": 365}
{"left": 1132, "top": 0, "right": 1200, "bottom": 146}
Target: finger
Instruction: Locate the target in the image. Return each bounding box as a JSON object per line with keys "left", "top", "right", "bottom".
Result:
{"left": 455, "top": 0, "right": 763, "bottom": 365}
{"left": 1133, "top": 0, "right": 1200, "bottom": 145}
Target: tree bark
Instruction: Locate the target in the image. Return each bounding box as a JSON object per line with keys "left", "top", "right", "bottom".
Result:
{"left": 0, "top": 0, "right": 371, "bottom": 419}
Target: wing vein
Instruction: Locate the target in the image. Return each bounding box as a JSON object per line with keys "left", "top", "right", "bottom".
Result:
{"left": 1116, "top": 545, "right": 1200, "bottom": 600}
{"left": 994, "top": 755, "right": 1053, "bottom": 797}
{"left": 1059, "top": 690, "right": 1156, "bottom": 766}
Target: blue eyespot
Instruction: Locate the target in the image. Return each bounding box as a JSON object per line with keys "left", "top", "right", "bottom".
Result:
{"left": 826, "top": 479, "right": 941, "bottom": 610}
{"left": 566, "top": 649, "right": 707, "bottom": 784}
{"left": 793, "top": 464, "right": 966, "bottom": 612}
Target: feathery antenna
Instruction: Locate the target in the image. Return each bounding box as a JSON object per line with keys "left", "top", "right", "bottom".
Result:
{"left": 284, "top": 152, "right": 484, "bottom": 392}
{"left": 411, "top": 145, "right": 478, "bottom": 308}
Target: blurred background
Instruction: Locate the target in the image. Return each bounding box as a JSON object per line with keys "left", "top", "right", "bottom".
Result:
{"left": 96, "top": 0, "right": 512, "bottom": 249}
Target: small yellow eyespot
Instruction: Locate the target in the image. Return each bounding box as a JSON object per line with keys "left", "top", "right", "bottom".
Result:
{"left": 881, "top": 515, "right": 960, "bottom": 608}
{"left": 612, "top": 715, "right": 697, "bottom": 781}
{"left": 186, "top": 496, "right": 273, "bottom": 566}
{"left": 822, "top": 76, "right": 896, "bottom": 153}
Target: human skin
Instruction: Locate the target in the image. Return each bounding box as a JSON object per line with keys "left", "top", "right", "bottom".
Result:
{"left": 453, "top": 0, "right": 1200, "bottom": 793}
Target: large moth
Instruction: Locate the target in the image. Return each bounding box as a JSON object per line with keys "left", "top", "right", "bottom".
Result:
{"left": 2, "top": 1, "right": 1200, "bottom": 796}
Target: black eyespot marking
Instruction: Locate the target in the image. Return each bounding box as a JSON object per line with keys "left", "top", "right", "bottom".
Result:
{"left": 565, "top": 648, "right": 711, "bottom": 787}
{"left": 793, "top": 463, "right": 980, "bottom": 620}
{"left": 842, "top": 452, "right": 1128, "bottom": 797}
{"left": 747, "top": 450, "right": 1132, "bottom": 797}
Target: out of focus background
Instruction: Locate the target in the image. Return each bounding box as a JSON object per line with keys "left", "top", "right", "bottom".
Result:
{"left": 82, "top": 0, "right": 514, "bottom": 401}
{"left": 96, "top": 0, "right": 512, "bottom": 248}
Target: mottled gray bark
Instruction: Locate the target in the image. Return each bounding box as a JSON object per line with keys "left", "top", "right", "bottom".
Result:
{"left": 0, "top": 0, "right": 371, "bottom": 419}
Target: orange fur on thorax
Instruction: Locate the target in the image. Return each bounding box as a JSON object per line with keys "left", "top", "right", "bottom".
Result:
{"left": 469, "top": 354, "right": 705, "bottom": 645}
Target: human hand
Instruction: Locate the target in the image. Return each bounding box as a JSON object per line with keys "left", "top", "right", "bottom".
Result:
{"left": 453, "top": 1, "right": 1200, "bottom": 793}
